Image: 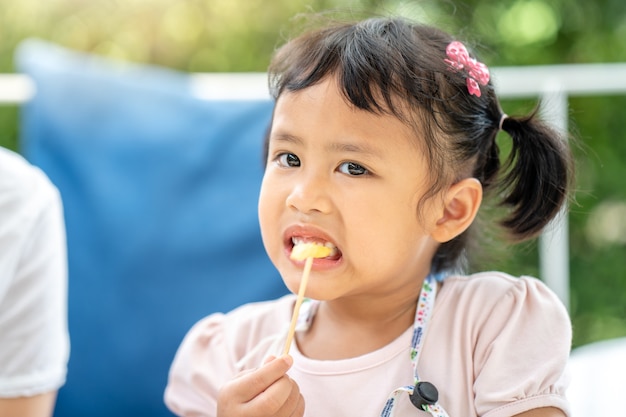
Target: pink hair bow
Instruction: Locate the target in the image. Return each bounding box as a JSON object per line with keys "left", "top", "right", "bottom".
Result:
{"left": 444, "top": 41, "right": 490, "bottom": 97}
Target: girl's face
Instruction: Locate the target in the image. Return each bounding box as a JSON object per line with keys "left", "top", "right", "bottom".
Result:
{"left": 259, "top": 77, "right": 444, "bottom": 305}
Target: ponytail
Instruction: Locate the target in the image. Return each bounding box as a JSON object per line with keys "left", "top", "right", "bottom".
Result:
{"left": 496, "top": 109, "right": 573, "bottom": 240}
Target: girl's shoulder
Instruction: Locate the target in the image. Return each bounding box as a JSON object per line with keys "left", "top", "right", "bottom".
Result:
{"left": 218, "top": 294, "right": 296, "bottom": 348}
{"left": 174, "top": 294, "right": 296, "bottom": 368}
{"left": 434, "top": 272, "right": 572, "bottom": 416}
{"left": 441, "top": 271, "right": 565, "bottom": 307}
{"left": 165, "top": 295, "right": 296, "bottom": 414}
{"left": 437, "top": 271, "right": 571, "bottom": 336}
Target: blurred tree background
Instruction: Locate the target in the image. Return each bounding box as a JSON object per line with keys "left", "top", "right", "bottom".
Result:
{"left": 1, "top": 0, "right": 625, "bottom": 348}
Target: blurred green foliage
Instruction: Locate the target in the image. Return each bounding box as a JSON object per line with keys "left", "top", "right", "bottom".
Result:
{"left": 1, "top": 0, "right": 625, "bottom": 348}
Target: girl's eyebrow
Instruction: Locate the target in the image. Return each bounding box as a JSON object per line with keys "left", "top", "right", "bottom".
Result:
{"left": 327, "top": 142, "right": 381, "bottom": 159}
{"left": 271, "top": 132, "right": 382, "bottom": 160}
{"left": 271, "top": 132, "right": 303, "bottom": 145}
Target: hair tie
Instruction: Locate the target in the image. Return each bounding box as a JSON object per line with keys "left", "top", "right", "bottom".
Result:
{"left": 498, "top": 113, "right": 508, "bottom": 131}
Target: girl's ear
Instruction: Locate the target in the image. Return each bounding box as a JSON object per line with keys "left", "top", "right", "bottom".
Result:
{"left": 431, "top": 178, "right": 482, "bottom": 243}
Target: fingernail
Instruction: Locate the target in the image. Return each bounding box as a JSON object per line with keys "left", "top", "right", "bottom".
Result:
{"left": 281, "top": 354, "right": 293, "bottom": 367}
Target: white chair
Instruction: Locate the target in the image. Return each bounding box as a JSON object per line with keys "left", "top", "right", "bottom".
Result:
{"left": 567, "top": 337, "right": 626, "bottom": 416}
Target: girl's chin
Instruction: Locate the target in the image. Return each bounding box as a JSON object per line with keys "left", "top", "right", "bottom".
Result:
{"left": 282, "top": 277, "right": 317, "bottom": 297}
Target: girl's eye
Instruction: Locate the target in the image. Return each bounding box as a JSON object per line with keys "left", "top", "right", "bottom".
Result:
{"left": 338, "top": 162, "right": 369, "bottom": 176}
{"left": 276, "top": 153, "right": 300, "bottom": 167}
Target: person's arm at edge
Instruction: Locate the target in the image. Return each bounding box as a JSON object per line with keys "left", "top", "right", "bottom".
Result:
{"left": 0, "top": 392, "right": 57, "bottom": 417}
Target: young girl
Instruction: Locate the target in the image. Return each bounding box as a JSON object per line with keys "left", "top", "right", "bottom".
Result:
{"left": 165, "top": 15, "right": 573, "bottom": 417}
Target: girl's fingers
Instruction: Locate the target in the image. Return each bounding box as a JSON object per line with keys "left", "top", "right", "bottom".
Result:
{"left": 263, "top": 355, "right": 277, "bottom": 365}
{"left": 291, "top": 391, "right": 305, "bottom": 417}
{"left": 237, "top": 355, "right": 294, "bottom": 403}
{"left": 246, "top": 373, "right": 303, "bottom": 416}
{"left": 280, "top": 379, "right": 305, "bottom": 417}
{"left": 218, "top": 356, "right": 302, "bottom": 417}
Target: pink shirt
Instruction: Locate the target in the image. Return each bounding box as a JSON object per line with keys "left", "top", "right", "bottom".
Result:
{"left": 165, "top": 272, "right": 571, "bottom": 417}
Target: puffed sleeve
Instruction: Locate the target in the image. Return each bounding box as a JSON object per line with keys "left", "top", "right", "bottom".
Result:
{"left": 164, "top": 297, "right": 291, "bottom": 417}
{"left": 164, "top": 313, "right": 233, "bottom": 417}
{"left": 472, "top": 276, "right": 572, "bottom": 417}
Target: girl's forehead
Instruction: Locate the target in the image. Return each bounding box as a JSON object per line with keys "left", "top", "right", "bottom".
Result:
{"left": 272, "top": 80, "right": 425, "bottom": 152}
{"left": 277, "top": 74, "right": 401, "bottom": 110}
{"left": 275, "top": 82, "right": 392, "bottom": 129}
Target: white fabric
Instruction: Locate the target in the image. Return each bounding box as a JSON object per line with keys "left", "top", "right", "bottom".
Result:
{"left": 567, "top": 337, "right": 626, "bottom": 417}
{"left": 0, "top": 147, "right": 69, "bottom": 397}
{"left": 165, "top": 272, "right": 572, "bottom": 417}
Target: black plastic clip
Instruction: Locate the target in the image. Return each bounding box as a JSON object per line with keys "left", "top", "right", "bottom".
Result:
{"left": 409, "top": 381, "right": 439, "bottom": 411}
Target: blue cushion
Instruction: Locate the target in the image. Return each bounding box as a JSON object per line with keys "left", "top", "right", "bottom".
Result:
{"left": 16, "top": 39, "right": 286, "bottom": 417}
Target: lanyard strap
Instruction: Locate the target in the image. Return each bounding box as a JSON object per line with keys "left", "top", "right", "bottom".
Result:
{"left": 379, "top": 274, "right": 450, "bottom": 417}
{"left": 295, "top": 274, "right": 450, "bottom": 416}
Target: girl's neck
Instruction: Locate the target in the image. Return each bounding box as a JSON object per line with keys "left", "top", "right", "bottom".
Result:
{"left": 295, "top": 294, "right": 420, "bottom": 360}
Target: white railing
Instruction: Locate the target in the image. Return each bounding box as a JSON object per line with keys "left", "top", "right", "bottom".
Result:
{"left": 495, "top": 63, "right": 626, "bottom": 310}
{"left": 3, "top": 63, "right": 626, "bottom": 309}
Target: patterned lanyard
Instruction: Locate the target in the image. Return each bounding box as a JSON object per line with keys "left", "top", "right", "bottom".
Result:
{"left": 379, "top": 273, "right": 449, "bottom": 417}
{"left": 295, "top": 274, "right": 450, "bottom": 417}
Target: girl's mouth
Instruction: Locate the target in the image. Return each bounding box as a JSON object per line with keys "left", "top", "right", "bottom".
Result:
{"left": 290, "top": 236, "right": 341, "bottom": 260}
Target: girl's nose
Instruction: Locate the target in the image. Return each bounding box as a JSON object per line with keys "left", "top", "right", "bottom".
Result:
{"left": 285, "top": 175, "right": 333, "bottom": 215}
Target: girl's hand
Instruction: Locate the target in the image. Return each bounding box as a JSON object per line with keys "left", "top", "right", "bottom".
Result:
{"left": 217, "top": 355, "right": 305, "bottom": 417}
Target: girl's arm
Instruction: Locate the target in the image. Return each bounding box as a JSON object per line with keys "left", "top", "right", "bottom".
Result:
{"left": 514, "top": 407, "right": 566, "bottom": 417}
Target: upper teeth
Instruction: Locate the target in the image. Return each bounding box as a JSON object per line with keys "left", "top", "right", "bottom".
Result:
{"left": 292, "top": 237, "right": 337, "bottom": 250}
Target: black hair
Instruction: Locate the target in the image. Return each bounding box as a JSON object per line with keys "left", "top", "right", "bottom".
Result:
{"left": 265, "top": 16, "right": 573, "bottom": 274}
